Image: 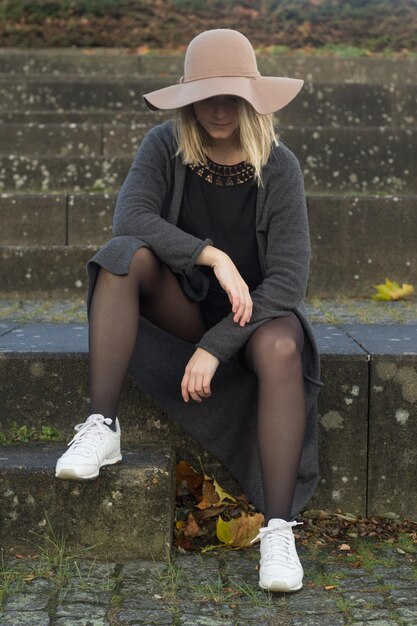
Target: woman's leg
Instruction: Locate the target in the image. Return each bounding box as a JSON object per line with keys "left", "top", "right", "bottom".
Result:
{"left": 242, "top": 313, "right": 306, "bottom": 523}
{"left": 88, "top": 247, "right": 207, "bottom": 423}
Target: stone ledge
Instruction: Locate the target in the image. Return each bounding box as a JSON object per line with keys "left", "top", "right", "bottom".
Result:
{"left": 2, "top": 322, "right": 416, "bottom": 516}
{"left": 1, "top": 50, "right": 417, "bottom": 85}
{"left": 1, "top": 126, "right": 417, "bottom": 193}
{"left": 0, "top": 80, "right": 416, "bottom": 127}
{"left": 0, "top": 442, "right": 175, "bottom": 561}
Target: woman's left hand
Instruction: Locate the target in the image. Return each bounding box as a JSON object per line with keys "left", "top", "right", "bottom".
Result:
{"left": 181, "top": 347, "right": 220, "bottom": 403}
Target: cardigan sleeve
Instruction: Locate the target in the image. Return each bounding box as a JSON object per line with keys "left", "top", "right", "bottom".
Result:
{"left": 196, "top": 153, "right": 311, "bottom": 362}
{"left": 112, "top": 123, "right": 212, "bottom": 276}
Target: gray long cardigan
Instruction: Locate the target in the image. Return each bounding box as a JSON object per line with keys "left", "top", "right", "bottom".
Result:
{"left": 86, "top": 120, "right": 324, "bottom": 517}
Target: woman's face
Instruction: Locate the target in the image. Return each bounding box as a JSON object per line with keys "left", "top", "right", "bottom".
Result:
{"left": 193, "top": 95, "right": 239, "bottom": 141}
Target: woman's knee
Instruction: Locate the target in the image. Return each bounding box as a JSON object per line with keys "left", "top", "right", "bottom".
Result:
{"left": 245, "top": 317, "right": 303, "bottom": 374}
{"left": 95, "top": 247, "right": 162, "bottom": 292}
{"left": 127, "top": 246, "right": 166, "bottom": 289}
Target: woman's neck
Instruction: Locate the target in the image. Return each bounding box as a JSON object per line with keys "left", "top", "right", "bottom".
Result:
{"left": 205, "top": 138, "right": 244, "bottom": 166}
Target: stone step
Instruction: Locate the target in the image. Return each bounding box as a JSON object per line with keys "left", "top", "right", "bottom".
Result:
{"left": 0, "top": 78, "right": 416, "bottom": 127}
{"left": 0, "top": 321, "right": 416, "bottom": 517}
{"left": 0, "top": 194, "right": 415, "bottom": 297}
{"left": 0, "top": 110, "right": 169, "bottom": 125}
{"left": 0, "top": 442, "right": 175, "bottom": 560}
{"left": 0, "top": 126, "right": 416, "bottom": 193}
{"left": 2, "top": 122, "right": 417, "bottom": 168}
{"left": 0, "top": 49, "right": 416, "bottom": 85}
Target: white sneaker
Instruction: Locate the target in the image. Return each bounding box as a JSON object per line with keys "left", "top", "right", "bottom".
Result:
{"left": 55, "top": 414, "right": 122, "bottom": 480}
{"left": 252, "top": 518, "right": 304, "bottom": 592}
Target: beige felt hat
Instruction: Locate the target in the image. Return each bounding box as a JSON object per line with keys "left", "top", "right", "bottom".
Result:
{"left": 142, "top": 29, "right": 304, "bottom": 115}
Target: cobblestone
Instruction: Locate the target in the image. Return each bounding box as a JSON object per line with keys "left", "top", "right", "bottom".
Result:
{"left": 1, "top": 544, "right": 415, "bottom": 625}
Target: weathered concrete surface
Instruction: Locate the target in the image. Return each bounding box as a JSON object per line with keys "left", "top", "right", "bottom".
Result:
{"left": 309, "top": 325, "right": 369, "bottom": 514}
{"left": 0, "top": 78, "right": 172, "bottom": 113}
{"left": 0, "top": 192, "right": 66, "bottom": 245}
{"left": 0, "top": 322, "right": 377, "bottom": 514}
{"left": 286, "top": 126, "right": 417, "bottom": 194}
{"left": 1, "top": 127, "right": 416, "bottom": 193}
{"left": 0, "top": 79, "right": 416, "bottom": 126}
{"left": 342, "top": 324, "right": 417, "bottom": 517}
{"left": 0, "top": 109, "right": 169, "bottom": 125}
{"left": 1, "top": 48, "right": 417, "bottom": 85}
{"left": 67, "top": 193, "right": 114, "bottom": 245}
{"left": 0, "top": 123, "right": 102, "bottom": 157}
{"left": 307, "top": 195, "right": 417, "bottom": 297}
{"left": 0, "top": 154, "right": 131, "bottom": 192}
{"left": 0, "top": 443, "right": 175, "bottom": 560}
{"left": 0, "top": 245, "right": 98, "bottom": 297}
{"left": 2, "top": 193, "right": 415, "bottom": 294}
{"left": 0, "top": 47, "right": 142, "bottom": 77}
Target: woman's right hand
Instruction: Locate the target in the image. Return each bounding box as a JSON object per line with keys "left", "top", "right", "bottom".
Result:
{"left": 196, "top": 246, "right": 253, "bottom": 326}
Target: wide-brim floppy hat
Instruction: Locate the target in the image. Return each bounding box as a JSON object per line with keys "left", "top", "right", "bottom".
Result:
{"left": 142, "top": 29, "right": 304, "bottom": 115}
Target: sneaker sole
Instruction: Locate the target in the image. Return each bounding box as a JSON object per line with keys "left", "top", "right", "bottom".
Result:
{"left": 55, "top": 454, "right": 122, "bottom": 480}
{"left": 259, "top": 579, "right": 303, "bottom": 593}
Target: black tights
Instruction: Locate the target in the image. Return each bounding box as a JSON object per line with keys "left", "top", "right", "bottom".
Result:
{"left": 88, "top": 247, "right": 306, "bottom": 523}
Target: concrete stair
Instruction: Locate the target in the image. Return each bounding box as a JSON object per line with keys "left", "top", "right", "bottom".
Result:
{"left": 0, "top": 192, "right": 415, "bottom": 297}
{"left": 1, "top": 321, "right": 416, "bottom": 521}
{"left": 0, "top": 443, "right": 175, "bottom": 560}
{"left": 1, "top": 50, "right": 416, "bottom": 558}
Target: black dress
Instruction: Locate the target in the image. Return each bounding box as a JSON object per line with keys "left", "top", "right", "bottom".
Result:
{"left": 177, "top": 156, "right": 263, "bottom": 329}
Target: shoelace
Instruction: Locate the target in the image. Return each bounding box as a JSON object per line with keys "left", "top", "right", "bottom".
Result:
{"left": 67, "top": 414, "right": 113, "bottom": 456}
{"left": 251, "top": 521, "right": 303, "bottom": 565}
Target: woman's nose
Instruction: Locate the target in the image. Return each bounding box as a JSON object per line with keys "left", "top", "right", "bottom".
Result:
{"left": 212, "top": 102, "right": 228, "bottom": 118}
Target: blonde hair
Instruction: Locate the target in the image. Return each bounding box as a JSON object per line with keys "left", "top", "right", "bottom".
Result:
{"left": 173, "top": 98, "right": 279, "bottom": 186}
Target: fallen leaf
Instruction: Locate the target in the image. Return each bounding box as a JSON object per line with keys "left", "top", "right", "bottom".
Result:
{"left": 339, "top": 543, "right": 351, "bottom": 551}
{"left": 196, "top": 480, "right": 220, "bottom": 509}
{"left": 184, "top": 512, "right": 203, "bottom": 538}
{"left": 213, "top": 477, "right": 237, "bottom": 504}
{"left": 216, "top": 512, "right": 264, "bottom": 548}
{"left": 176, "top": 460, "right": 204, "bottom": 494}
{"left": 23, "top": 574, "right": 37, "bottom": 581}
{"left": 325, "top": 585, "right": 336, "bottom": 590}
{"left": 371, "top": 278, "right": 414, "bottom": 301}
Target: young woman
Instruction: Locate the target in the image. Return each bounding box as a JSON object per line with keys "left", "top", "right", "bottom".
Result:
{"left": 55, "top": 29, "right": 324, "bottom": 593}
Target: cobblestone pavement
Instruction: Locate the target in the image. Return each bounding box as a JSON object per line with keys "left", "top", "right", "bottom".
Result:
{"left": 1, "top": 296, "right": 417, "bottom": 325}
{"left": 1, "top": 542, "right": 416, "bottom": 625}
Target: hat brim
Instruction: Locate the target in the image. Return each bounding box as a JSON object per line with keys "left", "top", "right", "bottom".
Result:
{"left": 142, "top": 76, "right": 303, "bottom": 115}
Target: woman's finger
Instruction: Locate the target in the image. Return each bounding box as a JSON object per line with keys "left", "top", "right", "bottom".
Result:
{"left": 202, "top": 375, "right": 212, "bottom": 397}
{"left": 194, "top": 374, "right": 205, "bottom": 398}
{"left": 181, "top": 372, "right": 190, "bottom": 402}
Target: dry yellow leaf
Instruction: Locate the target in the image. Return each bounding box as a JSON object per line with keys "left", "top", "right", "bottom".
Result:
{"left": 371, "top": 278, "right": 414, "bottom": 301}
{"left": 216, "top": 512, "right": 264, "bottom": 548}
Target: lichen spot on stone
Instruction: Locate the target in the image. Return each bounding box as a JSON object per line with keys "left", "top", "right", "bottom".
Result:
{"left": 30, "top": 362, "right": 45, "bottom": 378}
{"left": 350, "top": 385, "right": 360, "bottom": 397}
{"left": 331, "top": 490, "right": 341, "bottom": 501}
{"left": 344, "top": 397, "right": 353, "bottom": 405}
{"left": 341, "top": 476, "right": 349, "bottom": 483}
{"left": 395, "top": 366, "right": 417, "bottom": 403}
{"left": 376, "top": 361, "right": 397, "bottom": 381}
{"left": 395, "top": 409, "right": 409, "bottom": 425}
{"left": 320, "top": 411, "right": 344, "bottom": 430}
{"left": 373, "top": 385, "right": 384, "bottom": 393}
